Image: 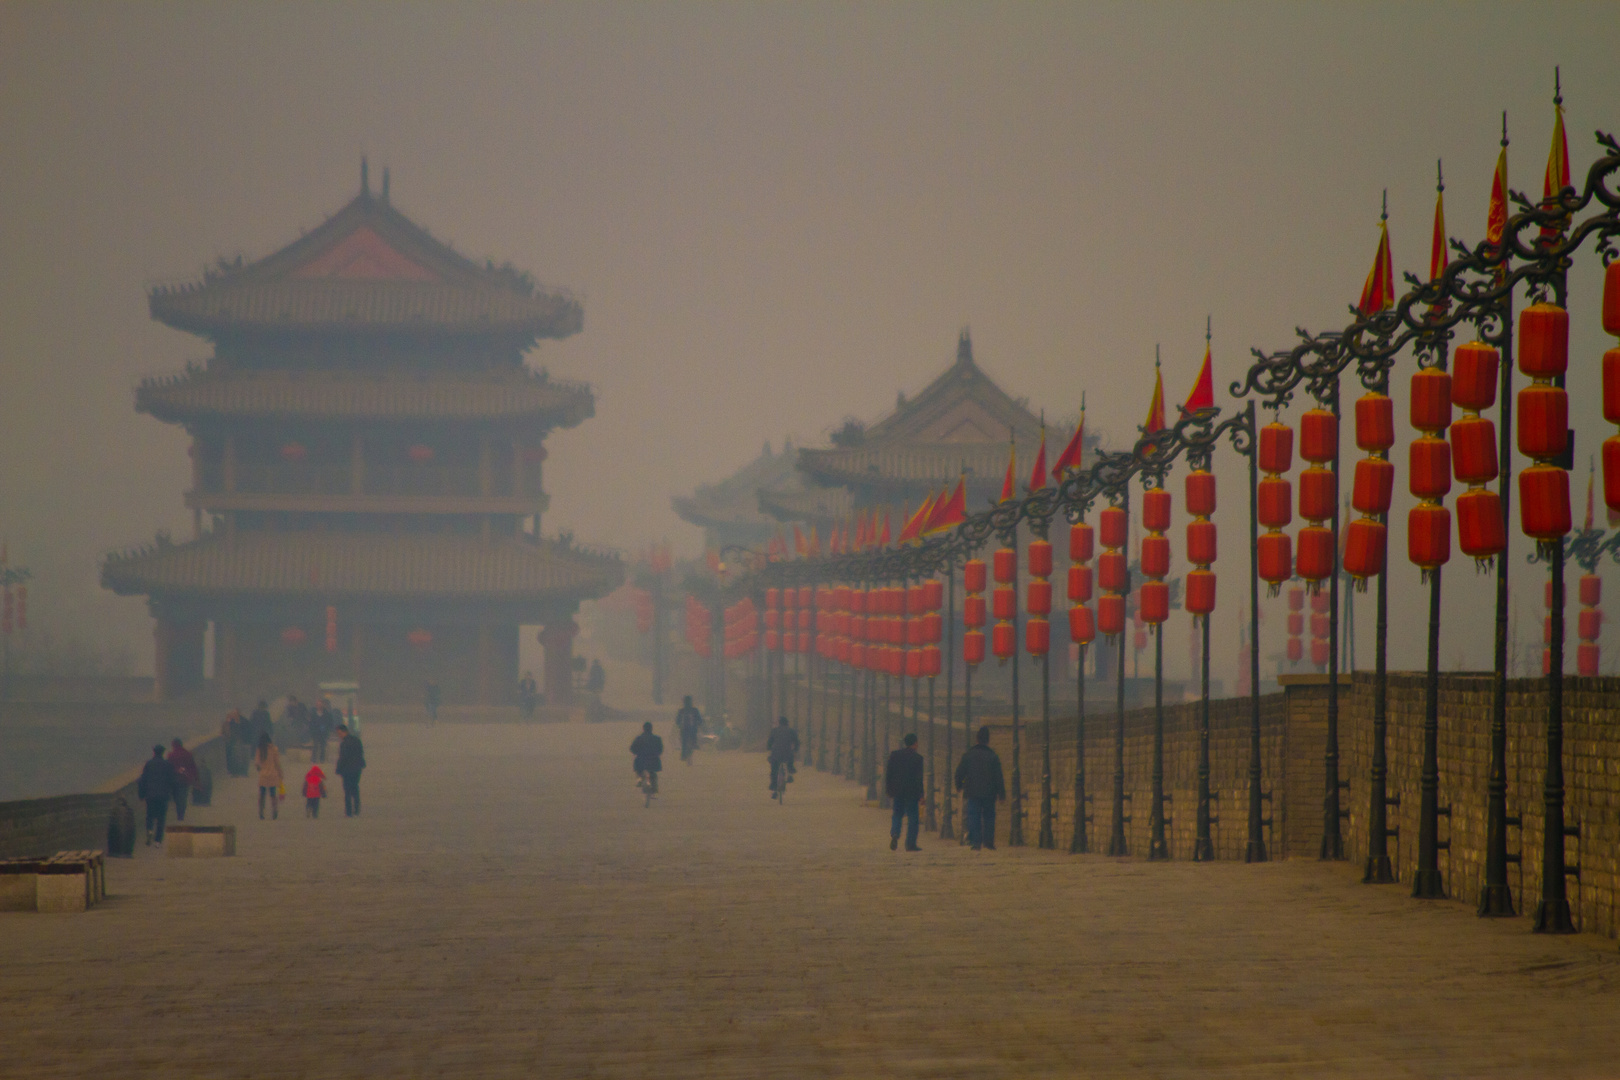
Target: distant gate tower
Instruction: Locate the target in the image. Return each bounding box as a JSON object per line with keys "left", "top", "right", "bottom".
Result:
{"left": 104, "top": 163, "right": 622, "bottom": 705}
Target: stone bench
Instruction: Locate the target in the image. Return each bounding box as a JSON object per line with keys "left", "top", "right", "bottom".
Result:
{"left": 1, "top": 851, "right": 105, "bottom": 913}
{"left": 165, "top": 824, "right": 236, "bottom": 858}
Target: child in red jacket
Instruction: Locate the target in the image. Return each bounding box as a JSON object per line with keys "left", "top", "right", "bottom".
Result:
{"left": 303, "top": 764, "right": 327, "bottom": 818}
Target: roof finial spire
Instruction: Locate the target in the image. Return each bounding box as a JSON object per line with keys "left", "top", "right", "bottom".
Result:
{"left": 1554, "top": 65, "right": 1562, "bottom": 108}
{"left": 361, "top": 157, "right": 370, "bottom": 196}
{"left": 1206, "top": 313, "right": 1212, "bottom": 345}
{"left": 1437, "top": 158, "right": 1444, "bottom": 194}
{"left": 957, "top": 326, "right": 974, "bottom": 367}
{"left": 1381, "top": 188, "right": 1388, "bottom": 223}
{"left": 1501, "top": 109, "right": 1509, "bottom": 149}
{"left": 381, "top": 166, "right": 390, "bottom": 202}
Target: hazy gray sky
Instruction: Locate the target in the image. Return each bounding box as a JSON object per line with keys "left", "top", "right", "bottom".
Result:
{"left": 2, "top": 2, "right": 1616, "bottom": 681}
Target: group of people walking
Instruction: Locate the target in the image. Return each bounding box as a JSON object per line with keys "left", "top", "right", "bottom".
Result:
{"left": 885, "top": 725, "right": 1005, "bottom": 852}
{"left": 247, "top": 723, "right": 365, "bottom": 820}
{"left": 135, "top": 738, "right": 200, "bottom": 845}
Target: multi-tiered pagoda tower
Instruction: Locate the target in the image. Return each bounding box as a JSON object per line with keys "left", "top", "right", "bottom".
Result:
{"left": 104, "top": 165, "right": 621, "bottom": 706}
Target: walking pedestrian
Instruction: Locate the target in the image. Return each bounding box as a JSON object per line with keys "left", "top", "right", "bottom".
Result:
{"left": 249, "top": 699, "right": 273, "bottom": 745}
{"left": 766, "top": 717, "right": 799, "bottom": 797}
{"left": 255, "top": 732, "right": 284, "bottom": 820}
{"left": 309, "top": 697, "right": 335, "bottom": 763}
{"left": 303, "top": 763, "right": 327, "bottom": 818}
{"left": 885, "top": 733, "right": 925, "bottom": 851}
{"left": 166, "top": 738, "right": 199, "bottom": 822}
{"left": 222, "top": 708, "right": 250, "bottom": 776}
{"left": 137, "top": 744, "right": 177, "bottom": 845}
{"left": 334, "top": 724, "right": 366, "bottom": 816}
{"left": 423, "top": 682, "right": 440, "bottom": 726}
{"left": 954, "top": 725, "right": 1005, "bottom": 851}
{"left": 674, "top": 695, "right": 703, "bottom": 763}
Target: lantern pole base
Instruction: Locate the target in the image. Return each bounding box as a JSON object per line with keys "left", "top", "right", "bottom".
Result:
{"left": 1532, "top": 900, "right": 1576, "bottom": 935}
{"left": 1477, "top": 884, "right": 1515, "bottom": 917}
{"left": 1410, "top": 868, "right": 1445, "bottom": 900}
{"left": 1244, "top": 840, "right": 1267, "bottom": 864}
{"left": 1192, "top": 837, "right": 1214, "bottom": 862}
{"left": 1363, "top": 855, "right": 1395, "bottom": 884}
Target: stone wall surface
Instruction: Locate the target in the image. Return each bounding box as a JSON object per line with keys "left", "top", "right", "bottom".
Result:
{"left": 798, "top": 667, "right": 1620, "bottom": 938}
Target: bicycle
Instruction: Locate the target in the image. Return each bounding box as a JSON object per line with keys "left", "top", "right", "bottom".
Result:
{"left": 636, "top": 769, "right": 657, "bottom": 808}
{"left": 771, "top": 759, "right": 788, "bottom": 804}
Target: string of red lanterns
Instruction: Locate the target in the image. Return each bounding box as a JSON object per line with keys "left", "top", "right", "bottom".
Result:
{"left": 1068, "top": 521, "right": 1096, "bottom": 648}
{"left": 1344, "top": 390, "right": 1394, "bottom": 588}
{"left": 1517, "top": 301, "right": 1572, "bottom": 547}
{"left": 1097, "top": 504, "right": 1127, "bottom": 639}
{"left": 1184, "top": 465, "right": 1217, "bottom": 620}
{"left": 1257, "top": 420, "right": 1293, "bottom": 594}
{"left": 963, "top": 557, "right": 987, "bottom": 666}
{"left": 1025, "top": 536, "right": 1053, "bottom": 657}
{"left": 1451, "top": 341, "right": 1506, "bottom": 566}
{"left": 1139, "top": 486, "right": 1171, "bottom": 627}
{"left": 1407, "top": 365, "right": 1453, "bottom": 579}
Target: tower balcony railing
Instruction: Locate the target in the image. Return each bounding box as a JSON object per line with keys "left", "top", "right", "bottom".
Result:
{"left": 194, "top": 461, "right": 544, "bottom": 503}
{"left": 235, "top": 463, "right": 352, "bottom": 496}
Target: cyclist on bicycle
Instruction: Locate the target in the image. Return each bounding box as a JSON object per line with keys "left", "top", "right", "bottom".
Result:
{"left": 630, "top": 722, "right": 663, "bottom": 794}
{"left": 674, "top": 696, "right": 703, "bottom": 764}
{"left": 766, "top": 716, "right": 799, "bottom": 798}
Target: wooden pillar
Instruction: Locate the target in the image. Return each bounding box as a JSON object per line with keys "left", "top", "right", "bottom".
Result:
{"left": 539, "top": 619, "right": 577, "bottom": 706}
{"left": 476, "top": 623, "right": 494, "bottom": 706}
{"left": 351, "top": 433, "right": 365, "bottom": 495}
{"left": 153, "top": 619, "right": 173, "bottom": 702}
{"left": 350, "top": 621, "right": 364, "bottom": 683}
{"left": 218, "top": 621, "right": 237, "bottom": 699}
{"left": 222, "top": 435, "right": 237, "bottom": 493}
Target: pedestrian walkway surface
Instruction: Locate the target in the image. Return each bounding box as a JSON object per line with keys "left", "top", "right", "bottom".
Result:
{"left": 3, "top": 722, "right": 1619, "bottom": 1078}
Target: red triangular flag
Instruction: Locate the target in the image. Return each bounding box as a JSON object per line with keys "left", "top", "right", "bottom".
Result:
{"left": 1052, "top": 404, "right": 1085, "bottom": 480}
{"left": 1181, "top": 345, "right": 1213, "bottom": 415}
{"left": 1143, "top": 365, "right": 1166, "bottom": 435}
{"left": 1541, "top": 87, "right": 1570, "bottom": 242}
{"left": 793, "top": 524, "right": 807, "bottom": 558}
{"left": 1429, "top": 182, "right": 1448, "bottom": 283}
{"left": 1358, "top": 216, "right": 1395, "bottom": 316}
{"left": 879, "top": 510, "right": 891, "bottom": 547}
{"left": 1486, "top": 143, "right": 1509, "bottom": 250}
{"left": 1028, "top": 426, "right": 1047, "bottom": 491}
{"left": 925, "top": 477, "right": 967, "bottom": 535}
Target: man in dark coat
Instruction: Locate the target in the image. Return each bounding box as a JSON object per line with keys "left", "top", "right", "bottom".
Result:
{"left": 954, "top": 725, "right": 1006, "bottom": 851}
{"left": 630, "top": 722, "right": 663, "bottom": 794}
{"left": 674, "top": 695, "right": 703, "bottom": 763}
{"left": 249, "top": 700, "right": 273, "bottom": 746}
{"left": 334, "top": 724, "right": 366, "bottom": 817}
{"left": 885, "top": 732, "right": 926, "bottom": 851}
{"left": 765, "top": 717, "right": 799, "bottom": 797}
{"left": 308, "top": 698, "right": 334, "bottom": 763}
{"left": 137, "top": 745, "right": 177, "bottom": 845}
{"left": 166, "top": 738, "right": 199, "bottom": 822}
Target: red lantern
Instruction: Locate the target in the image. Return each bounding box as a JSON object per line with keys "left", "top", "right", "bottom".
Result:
{"left": 906, "top": 649, "right": 923, "bottom": 679}
{"left": 1142, "top": 489, "right": 1171, "bottom": 532}
{"left": 1352, "top": 457, "right": 1395, "bottom": 515}
{"left": 280, "top": 442, "right": 308, "bottom": 462}
{"left": 924, "top": 645, "right": 942, "bottom": 677}
{"left": 964, "top": 630, "right": 986, "bottom": 666}
{"left": 992, "top": 586, "right": 1017, "bottom": 621}
{"left": 1258, "top": 531, "right": 1291, "bottom": 586}
{"left": 1344, "top": 519, "right": 1387, "bottom": 579}
{"left": 783, "top": 631, "right": 797, "bottom": 652}
{"left": 1099, "top": 594, "right": 1126, "bottom": 636}
{"left": 1259, "top": 423, "right": 1294, "bottom": 474}
{"left": 1099, "top": 506, "right": 1127, "bottom": 549}
{"left": 1311, "top": 591, "right": 1330, "bottom": 614}
{"left": 1186, "top": 470, "right": 1216, "bottom": 517}
{"left": 1288, "top": 612, "right": 1305, "bottom": 636}
{"left": 1311, "top": 613, "right": 1331, "bottom": 639}
{"left": 1186, "top": 520, "right": 1216, "bottom": 566}
{"left": 1134, "top": 629, "right": 1149, "bottom": 653}
{"left": 963, "top": 560, "right": 986, "bottom": 594}
{"left": 1311, "top": 639, "right": 1331, "bottom": 668}
{"left": 1025, "top": 618, "right": 1051, "bottom": 656}
{"left": 851, "top": 589, "right": 867, "bottom": 614}
{"left": 1288, "top": 587, "right": 1305, "bottom": 612}
{"left": 1069, "top": 604, "right": 1096, "bottom": 644}
{"left": 1027, "top": 579, "right": 1052, "bottom": 616}
{"left": 765, "top": 587, "right": 780, "bottom": 609}
{"left": 1452, "top": 342, "right": 1500, "bottom": 411}
{"left": 1408, "top": 438, "right": 1452, "bottom": 499}
{"left": 1140, "top": 535, "right": 1170, "bottom": 578}
{"left": 1578, "top": 641, "right": 1600, "bottom": 677}
{"left": 1605, "top": 259, "right": 1620, "bottom": 336}
{"left": 1580, "top": 574, "right": 1602, "bottom": 607}
{"left": 1184, "top": 568, "right": 1216, "bottom": 616}
{"left": 1578, "top": 608, "right": 1602, "bottom": 641}
{"left": 923, "top": 579, "right": 943, "bottom": 611}
{"left": 1410, "top": 367, "right": 1452, "bottom": 433}
{"left": 906, "top": 584, "right": 924, "bottom": 615}
{"left": 1604, "top": 436, "right": 1620, "bottom": 515}
{"left": 1356, "top": 393, "right": 1395, "bottom": 452}
{"left": 763, "top": 609, "right": 780, "bottom": 631}
{"left": 1067, "top": 564, "right": 1093, "bottom": 602}
{"left": 798, "top": 609, "right": 812, "bottom": 632}
{"left": 1299, "top": 467, "right": 1336, "bottom": 522}
{"left": 281, "top": 626, "right": 308, "bottom": 646}
{"left": 993, "top": 547, "right": 1016, "bottom": 584}
{"left": 1519, "top": 464, "right": 1571, "bottom": 541}
{"left": 1450, "top": 416, "right": 1499, "bottom": 485}
{"left": 1604, "top": 347, "right": 1620, "bottom": 424}
{"left": 1408, "top": 503, "right": 1451, "bottom": 569}
{"left": 992, "top": 622, "right": 1016, "bottom": 660}
{"left": 1456, "top": 489, "right": 1506, "bottom": 562}
{"left": 1070, "top": 522, "right": 1094, "bottom": 562}
{"left": 1296, "top": 526, "right": 1335, "bottom": 581}
{"left": 1286, "top": 637, "right": 1303, "bottom": 663}
{"left": 798, "top": 586, "right": 812, "bottom": 608}
{"left": 405, "top": 627, "right": 432, "bottom": 648}
{"left": 1028, "top": 540, "right": 1054, "bottom": 578}
{"left": 1258, "top": 476, "right": 1293, "bottom": 529}
{"left": 1517, "top": 302, "right": 1569, "bottom": 377}
{"left": 1517, "top": 385, "right": 1569, "bottom": 459}
{"left": 1300, "top": 409, "right": 1337, "bottom": 463}
{"left": 407, "top": 443, "right": 435, "bottom": 463}
{"left": 923, "top": 612, "right": 942, "bottom": 644}
{"left": 1098, "top": 551, "right": 1127, "bottom": 592}
{"left": 1137, "top": 581, "right": 1168, "bottom": 624}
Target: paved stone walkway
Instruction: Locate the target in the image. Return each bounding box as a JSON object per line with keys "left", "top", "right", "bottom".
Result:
{"left": 3, "top": 721, "right": 1619, "bottom": 1078}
